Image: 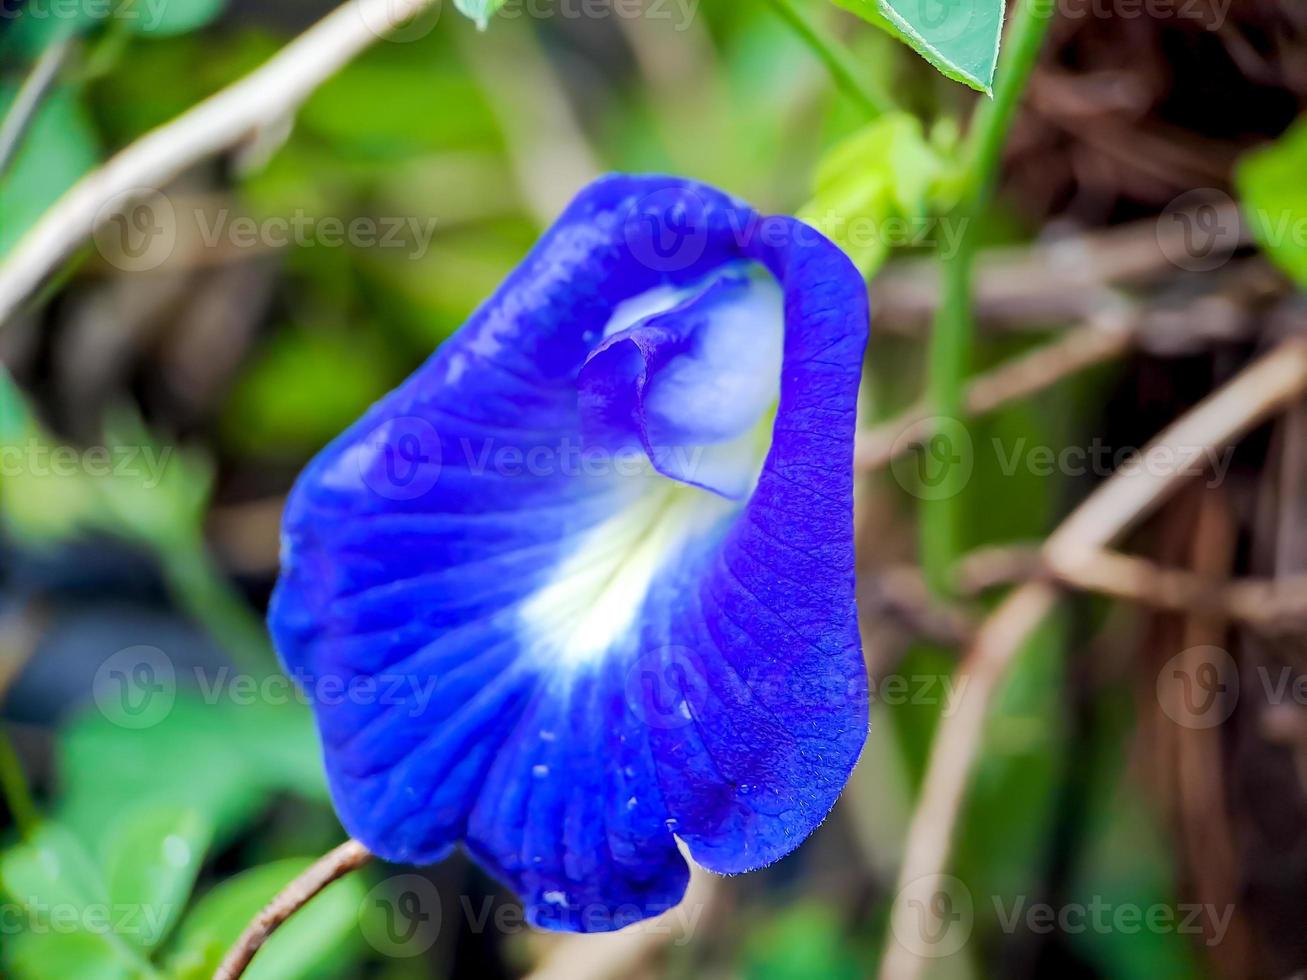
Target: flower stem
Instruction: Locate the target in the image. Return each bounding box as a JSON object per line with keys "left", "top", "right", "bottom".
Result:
{"left": 919, "top": 0, "right": 1055, "bottom": 595}
{"left": 216, "top": 838, "right": 373, "bottom": 980}
{"left": 764, "top": 0, "right": 895, "bottom": 118}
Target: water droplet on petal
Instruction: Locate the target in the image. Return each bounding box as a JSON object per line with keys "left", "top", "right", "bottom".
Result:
{"left": 532, "top": 764, "right": 549, "bottom": 778}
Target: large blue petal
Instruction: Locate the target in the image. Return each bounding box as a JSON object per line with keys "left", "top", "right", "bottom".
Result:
{"left": 269, "top": 174, "right": 869, "bottom": 931}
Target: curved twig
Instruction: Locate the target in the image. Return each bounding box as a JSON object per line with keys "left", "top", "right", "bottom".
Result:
{"left": 0, "top": 34, "right": 75, "bottom": 177}
{"left": 960, "top": 544, "right": 1307, "bottom": 629}
{"left": 214, "top": 838, "right": 373, "bottom": 980}
{"left": 0, "top": 0, "right": 441, "bottom": 328}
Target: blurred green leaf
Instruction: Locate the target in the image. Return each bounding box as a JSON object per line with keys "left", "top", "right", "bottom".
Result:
{"left": 0, "top": 825, "right": 150, "bottom": 979}
{"left": 91, "top": 32, "right": 281, "bottom": 140}
{"left": 1237, "top": 116, "right": 1307, "bottom": 288}
{"left": 222, "top": 327, "right": 396, "bottom": 457}
{"left": 1, "top": 8, "right": 103, "bottom": 58}
{"left": 102, "top": 807, "right": 212, "bottom": 951}
{"left": 92, "top": 409, "right": 214, "bottom": 549}
{"left": 5, "top": 931, "right": 131, "bottom": 980}
{"left": 2, "top": 823, "right": 108, "bottom": 912}
{"left": 831, "top": 0, "right": 1004, "bottom": 93}
{"left": 167, "top": 858, "right": 366, "bottom": 980}
{"left": 0, "top": 380, "right": 213, "bottom": 549}
{"left": 744, "top": 903, "right": 864, "bottom": 980}
{"left": 0, "top": 370, "right": 101, "bottom": 542}
{"left": 454, "top": 0, "right": 508, "bottom": 30}
{"left": 799, "top": 112, "right": 942, "bottom": 276}
{"left": 1067, "top": 692, "right": 1207, "bottom": 980}
{"left": 125, "top": 0, "right": 227, "bottom": 36}
{"left": 954, "top": 611, "right": 1065, "bottom": 904}
{"left": 0, "top": 85, "right": 99, "bottom": 257}
{"left": 57, "top": 697, "right": 326, "bottom": 854}
{"left": 297, "top": 51, "right": 501, "bottom": 160}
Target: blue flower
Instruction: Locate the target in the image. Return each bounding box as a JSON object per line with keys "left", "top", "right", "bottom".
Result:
{"left": 269, "top": 174, "right": 870, "bottom": 932}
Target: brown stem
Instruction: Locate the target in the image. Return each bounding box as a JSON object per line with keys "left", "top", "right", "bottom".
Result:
{"left": 214, "top": 838, "right": 373, "bottom": 980}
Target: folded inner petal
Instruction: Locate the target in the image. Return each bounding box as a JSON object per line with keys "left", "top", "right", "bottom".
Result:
{"left": 578, "top": 262, "right": 784, "bottom": 499}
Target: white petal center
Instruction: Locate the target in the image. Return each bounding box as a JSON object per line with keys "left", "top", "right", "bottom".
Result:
{"left": 519, "top": 483, "right": 731, "bottom": 668}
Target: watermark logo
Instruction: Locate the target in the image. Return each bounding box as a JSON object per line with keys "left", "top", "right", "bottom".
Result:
{"left": 357, "top": 0, "right": 443, "bottom": 41}
{"left": 889, "top": 417, "right": 975, "bottom": 501}
{"left": 93, "top": 188, "right": 178, "bottom": 273}
{"left": 358, "top": 416, "right": 444, "bottom": 501}
{"left": 1157, "top": 188, "right": 1241, "bottom": 273}
{"left": 625, "top": 646, "right": 711, "bottom": 730}
{"left": 891, "top": 874, "right": 975, "bottom": 959}
{"left": 1157, "top": 645, "right": 1238, "bottom": 730}
{"left": 92, "top": 646, "right": 176, "bottom": 729}
{"left": 912, "top": 0, "right": 976, "bottom": 44}
{"left": 991, "top": 896, "right": 1234, "bottom": 946}
{"left": 93, "top": 191, "right": 439, "bottom": 270}
{"left": 624, "top": 187, "right": 711, "bottom": 273}
{"left": 360, "top": 874, "right": 442, "bottom": 956}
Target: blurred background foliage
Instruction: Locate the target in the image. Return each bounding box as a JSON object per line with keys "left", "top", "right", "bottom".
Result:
{"left": 2, "top": 0, "right": 1307, "bottom": 977}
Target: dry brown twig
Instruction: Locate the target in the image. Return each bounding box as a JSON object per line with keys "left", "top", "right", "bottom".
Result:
{"left": 871, "top": 199, "right": 1250, "bottom": 331}
{"left": 215, "top": 838, "right": 373, "bottom": 980}
{"left": 878, "top": 337, "right": 1307, "bottom": 980}
{"left": 959, "top": 544, "right": 1307, "bottom": 630}
{"left": 0, "top": 34, "right": 75, "bottom": 177}
{"left": 855, "top": 310, "right": 1136, "bottom": 471}
{"left": 0, "top": 0, "right": 442, "bottom": 328}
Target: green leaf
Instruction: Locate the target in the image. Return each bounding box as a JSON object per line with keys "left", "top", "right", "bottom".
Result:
{"left": 0, "top": 86, "right": 99, "bottom": 257}
{"left": 454, "top": 0, "right": 508, "bottom": 30}
{"left": 832, "top": 0, "right": 1005, "bottom": 93}
{"left": 2, "top": 824, "right": 109, "bottom": 913}
{"left": 744, "top": 903, "right": 864, "bottom": 980}
{"left": 123, "top": 0, "right": 227, "bottom": 35}
{"left": 799, "top": 112, "right": 943, "bottom": 276}
{"left": 0, "top": 364, "right": 29, "bottom": 439}
{"left": 1066, "top": 692, "right": 1206, "bottom": 980}
{"left": 102, "top": 806, "right": 212, "bottom": 950}
{"left": 0, "top": 825, "right": 148, "bottom": 980}
{"left": 1236, "top": 116, "right": 1307, "bottom": 288}
{"left": 57, "top": 697, "right": 326, "bottom": 855}
{"left": 221, "top": 327, "right": 397, "bottom": 457}
{"left": 5, "top": 931, "right": 131, "bottom": 980}
{"left": 1, "top": 7, "right": 105, "bottom": 58}
{"left": 167, "top": 858, "right": 366, "bottom": 980}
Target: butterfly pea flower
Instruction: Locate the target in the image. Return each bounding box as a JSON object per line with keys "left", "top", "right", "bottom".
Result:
{"left": 269, "top": 174, "right": 870, "bottom": 932}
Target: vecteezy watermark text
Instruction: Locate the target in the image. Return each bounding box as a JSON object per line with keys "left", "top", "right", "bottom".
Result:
{"left": 93, "top": 189, "right": 440, "bottom": 272}
{"left": 1, "top": 899, "right": 175, "bottom": 945}
{"left": 0, "top": 439, "right": 173, "bottom": 488}
{"left": 892, "top": 873, "right": 1235, "bottom": 960}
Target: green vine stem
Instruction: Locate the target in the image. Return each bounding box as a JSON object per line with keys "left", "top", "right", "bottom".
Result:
{"left": 919, "top": 0, "right": 1056, "bottom": 594}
